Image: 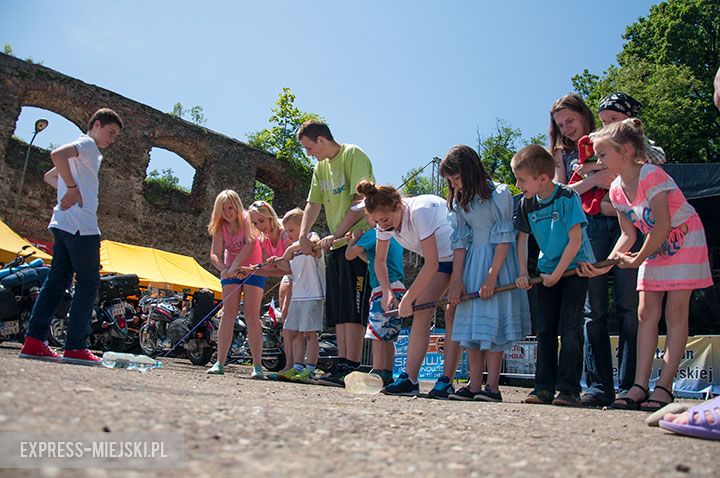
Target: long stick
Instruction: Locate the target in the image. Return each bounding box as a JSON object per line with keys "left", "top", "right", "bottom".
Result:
{"left": 382, "top": 259, "right": 620, "bottom": 317}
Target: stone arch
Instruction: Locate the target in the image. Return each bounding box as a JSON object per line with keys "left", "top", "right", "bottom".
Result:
{"left": 0, "top": 52, "right": 310, "bottom": 268}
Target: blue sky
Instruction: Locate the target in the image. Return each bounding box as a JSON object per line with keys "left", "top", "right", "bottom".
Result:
{"left": 3, "top": 0, "right": 660, "bottom": 190}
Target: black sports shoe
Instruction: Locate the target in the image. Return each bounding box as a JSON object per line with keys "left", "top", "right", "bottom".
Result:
{"left": 381, "top": 372, "right": 420, "bottom": 396}
{"left": 474, "top": 387, "right": 503, "bottom": 403}
{"left": 426, "top": 376, "right": 454, "bottom": 399}
{"left": 448, "top": 386, "right": 478, "bottom": 401}
{"left": 316, "top": 365, "right": 351, "bottom": 387}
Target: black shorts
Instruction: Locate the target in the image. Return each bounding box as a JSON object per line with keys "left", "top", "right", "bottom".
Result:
{"left": 325, "top": 246, "right": 371, "bottom": 327}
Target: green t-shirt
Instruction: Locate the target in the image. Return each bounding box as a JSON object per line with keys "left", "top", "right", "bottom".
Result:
{"left": 307, "top": 143, "right": 375, "bottom": 236}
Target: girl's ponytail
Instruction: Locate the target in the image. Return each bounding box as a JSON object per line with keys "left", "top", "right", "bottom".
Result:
{"left": 356, "top": 180, "right": 402, "bottom": 213}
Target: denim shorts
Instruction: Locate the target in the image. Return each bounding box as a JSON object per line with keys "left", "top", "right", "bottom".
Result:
{"left": 220, "top": 275, "right": 265, "bottom": 289}
{"left": 438, "top": 261, "right": 453, "bottom": 275}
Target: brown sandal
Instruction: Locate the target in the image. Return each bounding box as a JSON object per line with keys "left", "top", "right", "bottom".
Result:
{"left": 611, "top": 383, "right": 648, "bottom": 410}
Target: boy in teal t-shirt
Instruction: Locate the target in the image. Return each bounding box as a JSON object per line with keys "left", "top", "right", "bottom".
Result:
{"left": 297, "top": 120, "right": 375, "bottom": 387}
{"left": 346, "top": 225, "right": 405, "bottom": 386}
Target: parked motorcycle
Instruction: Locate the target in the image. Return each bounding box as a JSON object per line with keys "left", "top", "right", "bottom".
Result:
{"left": 138, "top": 286, "right": 217, "bottom": 366}
{"left": 49, "top": 273, "right": 141, "bottom": 351}
{"left": 0, "top": 247, "right": 57, "bottom": 343}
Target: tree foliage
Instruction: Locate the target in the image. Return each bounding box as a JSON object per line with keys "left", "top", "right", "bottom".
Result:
{"left": 247, "top": 88, "right": 321, "bottom": 174}
{"left": 254, "top": 180, "right": 274, "bottom": 203}
{"left": 3, "top": 44, "right": 13, "bottom": 55}
{"left": 169, "top": 103, "right": 207, "bottom": 125}
{"left": 572, "top": 0, "right": 720, "bottom": 163}
{"left": 400, "top": 166, "right": 438, "bottom": 197}
{"left": 144, "top": 168, "right": 189, "bottom": 193}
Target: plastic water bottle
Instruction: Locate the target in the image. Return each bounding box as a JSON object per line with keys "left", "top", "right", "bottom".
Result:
{"left": 102, "top": 352, "right": 163, "bottom": 373}
{"left": 343, "top": 371, "right": 384, "bottom": 394}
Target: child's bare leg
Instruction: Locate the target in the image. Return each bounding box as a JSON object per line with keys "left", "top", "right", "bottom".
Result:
{"left": 282, "top": 330, "right": 297, "bottom": 371}
{"left": 485, "top": 351, "right": 504, "bottom": 391}
{"left": 625, "top": 291, "right": 663, "bottom": 401}
{"left": 650, "top": 290, "right": 691, "bottom": 402}
{"left": 335, "top": 323, "right": 347, "bottom": 360}
{"left": 371, "top": 340, "right": 384, "bottom": 371}
{"left": 305, "top": 332, "right": 319, "bottom": 366}
{"left": 217, "top": 284, "right": 241, "bottom": 364}
{"left": 442, "top": 304, "right": 462, "bottom": 380}
{"left": 290, "top": 330, "right": 305, "bottom": 366}
{"left": 345, "top": 323, "right": 365, "bottom": 363}
{"left": 382, "top": 341, "right": 395, "bottom": 371}
{"left": 404, "top": 275, "right": 450, "bottom": 381}
{"left": 468, "top": 349, "right": 486, "bottom": 392}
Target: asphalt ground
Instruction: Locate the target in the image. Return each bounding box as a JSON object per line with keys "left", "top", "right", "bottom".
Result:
{"left": 0, "top": 342, "right": 717, "bottom": 478}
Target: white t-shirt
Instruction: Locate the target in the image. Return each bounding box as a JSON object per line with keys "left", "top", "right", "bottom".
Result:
{"left": 289, "top": 233, "right": 326, "bottom": 301}
{"left": 48, "top": 135, "right": 102, "bottom": 235}
{"left": 376, "top": 195, "right": 453, "bottom": 262}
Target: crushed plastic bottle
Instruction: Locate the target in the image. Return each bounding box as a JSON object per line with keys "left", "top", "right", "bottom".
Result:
{"left": 101, "top": 352, "right": 163, "bottom": 373}
{"left": 343, "top": 371, "right": 384, "bottom": 394}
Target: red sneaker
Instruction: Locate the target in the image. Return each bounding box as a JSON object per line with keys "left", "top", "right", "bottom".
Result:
{"left": 63, "top": 349, "right": 102, "bottom": 366}
{"left": 19, "top": 336, "right": 62, "bottom": 362}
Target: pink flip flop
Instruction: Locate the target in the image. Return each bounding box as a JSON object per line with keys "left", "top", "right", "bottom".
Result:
{"left": 659, "top": 396, "right": 720, "bottom": 441}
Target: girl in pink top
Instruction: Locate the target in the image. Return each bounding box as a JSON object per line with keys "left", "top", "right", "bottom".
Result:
{"left": 248, "top": 200, "right": 294, "bottom": 370}
{"left": 579, "top": 119, "right": 712, "bottom": 412}
{"left": 206, "top": 190, "right": 265, "bottom": 378}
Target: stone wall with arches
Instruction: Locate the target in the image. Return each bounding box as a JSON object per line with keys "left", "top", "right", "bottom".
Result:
{"left": 0, "top": 53, "right": 309, "bottom": 267}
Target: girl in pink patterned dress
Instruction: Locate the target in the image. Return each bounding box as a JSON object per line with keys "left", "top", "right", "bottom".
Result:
{"left": 579, "top": 118, "right": 712, "bottom": 412}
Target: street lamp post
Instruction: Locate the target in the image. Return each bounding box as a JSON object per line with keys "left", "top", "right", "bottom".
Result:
{"left": 11, "top": 118, "right": 49, "bottom": 225}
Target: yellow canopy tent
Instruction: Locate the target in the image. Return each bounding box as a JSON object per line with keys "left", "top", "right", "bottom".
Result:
{"left": 0, "top": 218, "right": 53, "bottom": 265}
{"left": 99, "top": 240, "right": 221, "bottom": 299}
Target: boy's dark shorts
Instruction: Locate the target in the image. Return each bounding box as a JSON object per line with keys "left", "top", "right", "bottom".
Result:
{"left": 325, "top": 246, "right": 371, "bottom": 327}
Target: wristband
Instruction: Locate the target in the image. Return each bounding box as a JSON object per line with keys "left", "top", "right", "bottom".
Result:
{"left": 67, "top": 184, "right": 77, "bottom": 188}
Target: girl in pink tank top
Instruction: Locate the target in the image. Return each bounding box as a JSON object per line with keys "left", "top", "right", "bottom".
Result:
{"left": 206, "top": 190, "right": 266, "bottom": 378}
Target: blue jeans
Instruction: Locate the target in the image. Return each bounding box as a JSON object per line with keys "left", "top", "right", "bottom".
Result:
{"left": 583, "top": 215, "right": 639, "bottom": 399}
{"left": 27, "top": 228, "right": 100, "bottom": 350}
{"left": 534, "top": 275, "right": 588, "bottom": 397}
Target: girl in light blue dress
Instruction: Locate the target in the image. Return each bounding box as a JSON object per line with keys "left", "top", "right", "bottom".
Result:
{"left": 440, "top": 145, "right": 531, "bottom": 402}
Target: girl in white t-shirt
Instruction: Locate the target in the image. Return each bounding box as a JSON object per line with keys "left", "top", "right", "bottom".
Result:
{"left": 356, "top": 180, "right": 462, "bottom": 398}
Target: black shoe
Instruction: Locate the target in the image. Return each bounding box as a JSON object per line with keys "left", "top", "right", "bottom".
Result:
{"left": 381, "top": 372, "right": 420, "bottom": 396}
{"left": 316, "top": 366, "right": 350, "bottom": 387}
{"left": 448, "top": 386, "right": 478, "bottom": 401}
{"left": 580, "top": 393, "right": 613, "bottom": 408}
{"left": 474, "top": 387, "right": 503, "bottom": 403}
{"left": 426, "top": 376, "right": 454, "bottom": 399}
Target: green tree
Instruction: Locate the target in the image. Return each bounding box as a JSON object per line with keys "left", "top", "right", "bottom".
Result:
{"left": 400, "top": 166, "right": 436, "bottom": 196}
{"left": 572, "top": 0, "right": 720, "bottom": 162}
{"left": 144, "top": 168, "right": 189, "bottom": 193}
{"left": 3, "top": 44, "right": 13, "bottom": 55}
{"left": 477, "top": 118, "right": 522, "bottom": 187}
{"left": 247, "top": 88, "right": 321, "bottom": 173}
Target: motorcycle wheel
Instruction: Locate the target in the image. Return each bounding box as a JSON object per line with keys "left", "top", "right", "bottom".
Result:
{"left": 139, "top": 323, "right": 160, "bottom": 357}
{"left": 49, "top": 316, "right": 67, "bottom": 347}
{"left": 261, "top": 353, "right": 286, "bottom": 372}
{"left": 186, "top": 340, "right": 213, "bottom": 366}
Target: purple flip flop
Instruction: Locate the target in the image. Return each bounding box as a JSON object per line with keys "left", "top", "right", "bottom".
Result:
{"left": 659, "top": 396, "right": 720, "bottom": 441}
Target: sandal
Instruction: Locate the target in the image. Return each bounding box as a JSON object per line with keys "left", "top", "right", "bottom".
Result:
{"left": 611, "top": 383, "right": 648, "bottom": 410}
{"left": 640, "top": 385, "right": 674, "bottom": 412}
{"left": 659, "top": 396, "right": 720, "bottom": 440}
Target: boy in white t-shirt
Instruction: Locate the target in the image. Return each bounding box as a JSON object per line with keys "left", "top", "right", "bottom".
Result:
{"left": 272, "top": 208, "right": 326, "bottom": 383}
{"left": 19, "top": 108, "right": 123, "bottom": 365}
